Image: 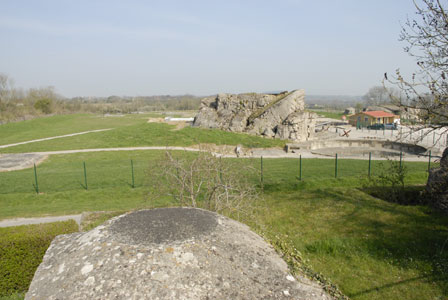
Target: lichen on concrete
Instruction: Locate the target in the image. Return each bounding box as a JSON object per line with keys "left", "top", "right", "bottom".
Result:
{"left": 26, "top": 207, "right": 331, "bottom": 300}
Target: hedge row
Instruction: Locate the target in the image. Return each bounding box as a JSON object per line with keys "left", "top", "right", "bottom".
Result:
{"left": 0, "top": 220, "right": 79, "bottom": 297}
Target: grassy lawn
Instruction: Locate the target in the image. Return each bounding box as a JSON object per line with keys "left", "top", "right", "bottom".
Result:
{"left": 0, "top": 114, "right": 285, "bottom": 153}
{"left": 0, "top": 150, "right": 446, "bottom": 299}
{"left": 261, "top": 188, "right": 447, "bottom": 300}
{"left": 311, "top": 110, "right": 345, "bottom": 120}
{"left": 0, "top": 221, "right": 79, "bottom": 298}
{"left": 0, "top": 114, "right": 156, "bottom": 146}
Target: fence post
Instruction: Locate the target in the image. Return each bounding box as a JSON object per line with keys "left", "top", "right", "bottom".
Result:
{"left": 299, "top": 155, "right": 302, "bottom": 181}
{"left": 433, "top": 132, "right": 435, "bottom": 144}
{"left": 33, "top": 163, "right": 39, "bottom": 194}
{"left": 83, "top": 162, "right": 88, "bottom": 190}
{"left": 260, "top": 156, "right": 264, "bottom": 190}
{"left": 335, "top": 153, "right": 338, "bottom": 178}
{"left": 428, "top": 150, "right": 432, "bottom": 173}
{"left": 368, "top": 152, "right": 371, "bottom": 177}
{"left": 131, "top": 159, "right": 135, "bottom": 188}
{"left": 399, "top": 151, "right": 403, "bottom": 169}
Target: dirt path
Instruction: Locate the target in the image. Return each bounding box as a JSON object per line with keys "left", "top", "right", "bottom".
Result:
{"left": 0, "top": 214, "right": 82, "bottom": 227}
{"left": 0, "top": 128, "right": 113, "bottom": 149}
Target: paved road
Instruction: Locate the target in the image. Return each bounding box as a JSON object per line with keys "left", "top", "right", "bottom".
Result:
{"left": 0, "top": 214, "right": 82, "bottom": 227}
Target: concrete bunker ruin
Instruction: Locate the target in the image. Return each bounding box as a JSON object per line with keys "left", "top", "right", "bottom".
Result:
{"left": 26, "top": 208, "right": 330, "bottom": 300}
{"left": 193, "top": 90, "right": 316, "bottom": 142}
{"left": 287, "top": 139, "right": 428, "bottom": 158}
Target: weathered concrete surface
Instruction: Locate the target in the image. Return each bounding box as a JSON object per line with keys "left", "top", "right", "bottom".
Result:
{"left": 26, "top": 208, "right": 331, "bottom": 300}
{"left": 426, "top": 147, "right": 448, "bottom": 214}
{"left": 0, "top": 153, "right": 47, "bottom": 172}
{"left": 193, "top": 90, "right": 316, "bottom": 142}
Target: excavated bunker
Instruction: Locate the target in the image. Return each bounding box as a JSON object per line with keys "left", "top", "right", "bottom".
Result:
{"left": 287, "top": 139, "right": 428, "bottom": 158}
{"left": 25, "top": 208, "right": 330, "bottom": 300}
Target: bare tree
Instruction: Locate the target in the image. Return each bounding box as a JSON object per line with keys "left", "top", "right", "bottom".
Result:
{"left": 385, "top": 0, "right": 448, "bottom": 141}
{"left": 0, "top": 73, "right": 13, "bottom": 104}
{"left": 146, "top": 149, "right": 260, "bottom": 220}
{"left": 363, "top": 86, "right": 400, "bottom": 106}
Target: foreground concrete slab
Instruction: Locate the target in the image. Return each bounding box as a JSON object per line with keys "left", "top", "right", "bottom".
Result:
{"left": 25, "top": 208, "right": 331, "bottom": 300}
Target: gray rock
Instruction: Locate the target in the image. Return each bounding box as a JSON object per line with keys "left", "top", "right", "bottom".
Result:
{"left": 26, "top": 208, "right": 331, "bottom": 300}
{"left": 193, "top": 90, "right": 316, "bottom": 142}
{"left": 426, "top": 147, "right": 448, "bottom": 213}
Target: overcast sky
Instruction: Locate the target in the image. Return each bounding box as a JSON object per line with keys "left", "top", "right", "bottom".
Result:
{"left": 0, "top": 0, "right": 420, "bottom": 97}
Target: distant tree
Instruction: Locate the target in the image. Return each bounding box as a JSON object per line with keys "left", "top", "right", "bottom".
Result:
{"left": 34, "top": 98, "right": 53, "bottom": 114}
{"left": 355, "top": 102, "right": 364, "bottom": 113}
{"left": 0, "top": 73, "right": 13, "bottom": 105}
{"left": 363, "top": 86, "right": 401, "bottom": 106}
{"left": 385, "top": 0, "right": 448, "bottom": 132}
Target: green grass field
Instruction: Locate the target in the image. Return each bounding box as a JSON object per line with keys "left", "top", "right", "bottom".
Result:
{"left": 0, "top": 114, "right": 446, "bottom": 300}
{"left": 311, "top": 110, "right": 345, "bottom": 120}
{"left": 0, "top": 221, "right": 79, "bottom": 299}
{"left": 0, "top": 113, "right": 284, "bottom": 153}
{"left": 0, "top": 114, "right": 149, "bottom": 146}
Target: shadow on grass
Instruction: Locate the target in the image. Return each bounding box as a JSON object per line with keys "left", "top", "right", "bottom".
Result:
{"left": 347, "top": 275, "right": 431, "bottom": 298}
{"left": 361, "top": 185, "right": 427, "bottom": 206}
{"left": 264, "top": 186, "right": 448, "bottom": 296}
{"left": 306, "top": 188, "right": 448, "bottom": 294}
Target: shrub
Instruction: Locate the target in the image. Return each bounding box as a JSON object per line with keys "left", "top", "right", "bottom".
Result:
{"left": 33, "top": 98, "right": 53, "bottom": 114}
{"left": 361, "top": 159, "right": 424, "bottom": 204}
{"left": 0, "top": 221, "right": 79, "bottom": 297}
{"left": 147, "top": 149, "right": 260, "bottom": 220}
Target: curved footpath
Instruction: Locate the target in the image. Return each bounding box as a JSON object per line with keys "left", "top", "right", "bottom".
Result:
{"left": 0, "top": 145, "right": 437, "bottom": 173}
{"left": 27, "top": 146, "right": 441, "bottom": 161}
{"left": 0, "top": 128, "right": 112, "bottom": 149}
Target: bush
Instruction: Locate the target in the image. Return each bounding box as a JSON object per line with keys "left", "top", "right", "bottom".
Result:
{"left": 33, "top": 99, "right": 53, "bottom": 114}
{"left": 362, "top": 159, "right": 425, "bottom": 204}
{"left": 0, "top": 221, "right": 79, "bottom": 297}
{"left": 147, "top": 150, "right": 260, "bottom": 220}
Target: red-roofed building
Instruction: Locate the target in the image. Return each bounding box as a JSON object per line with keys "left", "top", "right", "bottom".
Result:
{"left": 348, "top": 111, "right": 400, "bottom": 127}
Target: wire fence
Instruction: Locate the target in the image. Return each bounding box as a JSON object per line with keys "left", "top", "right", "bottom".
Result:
{"left": 345, "top": 126, "right": 448, "bottom": 148}
{"left": 0, "top": 152, "right": 439, "bottom": 195}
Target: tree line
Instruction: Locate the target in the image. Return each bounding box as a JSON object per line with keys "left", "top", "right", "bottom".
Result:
{"left": 0, "top": 74, "right": 201, "bottom": 124}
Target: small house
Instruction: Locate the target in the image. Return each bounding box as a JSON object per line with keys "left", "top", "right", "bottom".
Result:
{"left": 348, "top": 111, "right": 399, "bottom": 127}
{"left": 344, "top": 107, "right": 356, "bottom": 115}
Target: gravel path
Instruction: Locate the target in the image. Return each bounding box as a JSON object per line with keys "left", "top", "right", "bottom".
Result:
{"left": 0, "top": 214, "right": 82, "bottom": 227}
